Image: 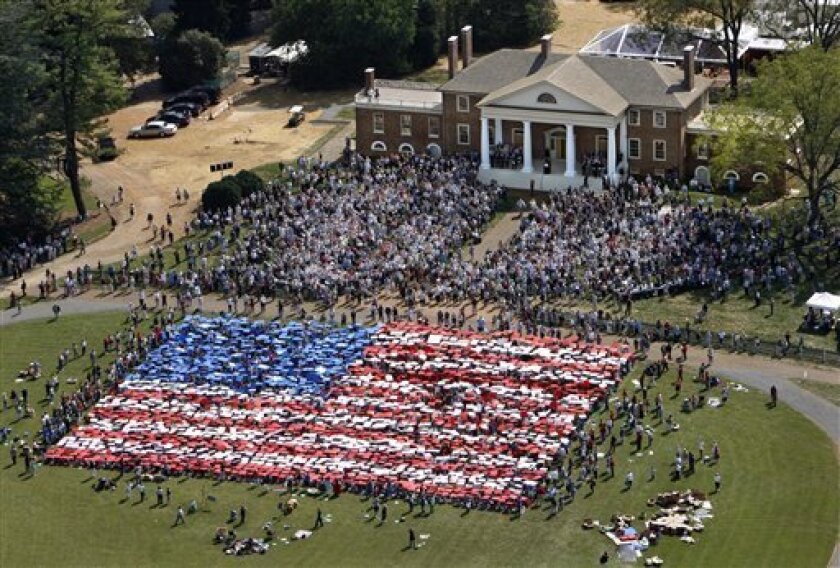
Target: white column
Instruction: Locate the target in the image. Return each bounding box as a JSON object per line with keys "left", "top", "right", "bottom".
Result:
{"left": 619, "top": 115, "right": 628, "bottom": 170}
{"left": 480, "top": 117, "right": 490, "bottom": 170}
{"left": 494, "top": 117, "right": 503, "bottom": 145}
{"left": 522, "top": 120, "right": 533, "bottom": 173}
{"left": 564, "top": 124, "right": 575, "bottom": 177}
{"left": 607, "top": 125, "right": 617, "bottom": 176}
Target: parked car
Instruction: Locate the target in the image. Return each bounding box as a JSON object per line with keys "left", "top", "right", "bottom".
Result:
{"left": 188, "top": 85, "right": 221, "bottom": 105}
{"left": 164, "top": 91, "right": 209, "bottom": 110}
{"left": 166, "top": 102, "right": 202, "bottom": 118}
{"left": 157, "top": 110, "right": 191, "bottom": 127}
{"left": 128, "top": 121, "right": 177, "bottom": 138}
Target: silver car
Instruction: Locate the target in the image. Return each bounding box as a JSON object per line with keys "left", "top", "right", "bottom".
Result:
{"left": 128, "top": 120, "right": 177, "bottom": 138}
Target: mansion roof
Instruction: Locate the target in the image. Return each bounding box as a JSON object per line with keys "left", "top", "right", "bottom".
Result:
{"left": 441, "top": 50, "right": 712, "bottom": 114}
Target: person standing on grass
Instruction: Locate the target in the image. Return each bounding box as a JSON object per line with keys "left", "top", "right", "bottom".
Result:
{"left": 714, "top": 472, "right": 722, "bottom": 493}
{"left": 770, "top": 385, "right": 778, "bottom": 407}
{"left": 174, "top": 506, "right": 186, "bottom": 526}
{"left": 408, "top": 528, "right": 417, "bottom": 550}
{"left": 314, "top": 508, "right": 324, "bottom": 529}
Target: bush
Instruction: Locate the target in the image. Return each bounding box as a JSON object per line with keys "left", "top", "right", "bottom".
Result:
{"left": 201, "top": 176, "right": 242, "bottom": 211}
{"left": 233, "top": 169, "right": 265, "bottom": 198}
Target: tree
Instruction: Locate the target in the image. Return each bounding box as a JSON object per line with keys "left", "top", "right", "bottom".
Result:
{"left": 233, "top": 169, "right": 264, "bottom": 198}
{"left": 272, "top": 0, "right": 417, "bottom": 89}
{"left": 159, "top": 29, "right": 226, "bottom": 90}
{"left": 705, "top": 47, "right": 840, "bottom": 224}
{"left": 0, "top": 0, "right": 49, "bottom": 164}
{"left": 227, "top": 0, "right": 252, "bottom": 40}
{"left": 412, "top": 0, "right": 441, "bottom": 69}
{"left": 27, "top": 0, "right": 129, "bottom": 219}
{"left": 0, "top": 159, "right": 61, "bottom": 246}
{"left": 443, "top": 0, "right": 557, "bottom": 52}
{"left": 636, "top": 0, "right": 754, "bottom": 95}
{"left": 202, "top": 176, "right": 242, "bottom": 211}
{"left": 755, "top": 0, "right": 840, "bottom": 51}
{"left": 149, "top": 10, "right": 177, "bottom": 43}
{"left": 173, "top": 0, "right": 230, "bottom": 41}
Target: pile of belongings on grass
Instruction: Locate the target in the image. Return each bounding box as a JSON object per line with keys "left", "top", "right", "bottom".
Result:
{"left": 47, "top": 319, "right": 633, "bottom": 513}
{"left": 646, "top": 490, "right": 713, "bottom": 538}
{"left": 224, "top": 537, "right": 268, "bottom": 556}
{"left": 584, "top": 490, "right": 714, "bottom": 564}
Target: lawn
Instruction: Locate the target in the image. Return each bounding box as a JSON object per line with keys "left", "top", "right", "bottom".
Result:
{"left": 790, "top": 379, "right": 840, "bottom": 407}
{"left": 0, "top": 313, "right": 837, "bottom": 567}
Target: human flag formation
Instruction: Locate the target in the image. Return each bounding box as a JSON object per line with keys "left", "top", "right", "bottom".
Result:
{"left": 47, "top": 317, "right": 632, "bottom": 510}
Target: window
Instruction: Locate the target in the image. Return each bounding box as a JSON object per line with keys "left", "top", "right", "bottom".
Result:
{"left": 628, "top": 138, "right": 641, "bottom": 160}
{"left": 457, "top": 123, "right": 470, "bottom": 145}
{"left": 457, "top": 95, "right": 470, "bottom": 113}
{"left": 628, "top": 109, "right": 640, "bottom": 126}
{"left": 537, "top": 92, "right": 557, "bottom": 104}
{"left": 653, "top": 139, "right": 666, "bottom": 161}
{"left": 697, "top": 142, "right": 709, "bottom": 160}
{"left": 400, "top": 115, "right": 412, "bottom": 136}
{"left": 653, "top": 111, "right": 666, "bottom": 128}
{"left": 428, "top": 116, "right": 440, "bottom": 138}
{"left": 398, "top": 143, "right": 415, "bottom": 154}
{"left": 752, "top": 172, "right": 769, "bottom": 184}
{"left": 371, "top": 141, "right": 387, "bottom": 152}
{"left": 372, "top": 112, "right": 384, "bottom": 134}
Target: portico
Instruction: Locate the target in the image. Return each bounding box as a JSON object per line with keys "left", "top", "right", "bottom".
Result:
{"left": 478, "top": 108, "right": 629, "bottom": 189}
{"left": 474, "top": 56, "right": 631, "bottom": 190}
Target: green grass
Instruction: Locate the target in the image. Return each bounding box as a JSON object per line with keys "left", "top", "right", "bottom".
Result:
{"left": 51, "top": 176, "right": 97, "bottom": 219}
{"left": 336, "top": 106, "right": 356, "bottom": 121}
{"left": 404, "top": 66, "right": 450, "bottom": 85}
{"left": 790, "top": 379, "right": 840, "bottom": 406}
{"left": 250, "top": 162, "right": 288, "bottom": 182}
{"left": 0, "top": 314, "right": 837, "bottom": 567}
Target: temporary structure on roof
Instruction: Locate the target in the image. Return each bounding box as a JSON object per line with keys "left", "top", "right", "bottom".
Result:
{"left": 580, "top": 23, "right": 788, "bottom": 65}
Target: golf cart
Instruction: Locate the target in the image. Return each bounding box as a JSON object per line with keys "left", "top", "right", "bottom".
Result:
{"left": 287, "top": 105, "right": 305, "bottom": 127}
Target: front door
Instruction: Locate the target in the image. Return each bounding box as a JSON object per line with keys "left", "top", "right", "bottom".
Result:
{"left": 549, "top": 133, "right": 566, "bottom": 160}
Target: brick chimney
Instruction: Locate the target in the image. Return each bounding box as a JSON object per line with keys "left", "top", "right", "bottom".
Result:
{"left": 683, "top": 46, "right": 695, "bottom": 91}
{"left": 540, "top": 34, "right": 552, "bottom": 59}
{"left": 364, "top": 67, "right": 375, "bottom": 94}
{"left": 461, "top": 25, "right": 473, "bottom": 69}
{"left": 447, "top": 36, "right": 459, "bottom": 79}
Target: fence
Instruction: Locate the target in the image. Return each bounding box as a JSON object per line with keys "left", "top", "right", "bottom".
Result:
{"left": 528, "top": 309, "right": 840, "bottom": 368}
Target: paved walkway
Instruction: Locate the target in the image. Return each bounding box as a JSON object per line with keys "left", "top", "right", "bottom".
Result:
{"left": 0, "top": 298, "right": 127, "bottom": 326}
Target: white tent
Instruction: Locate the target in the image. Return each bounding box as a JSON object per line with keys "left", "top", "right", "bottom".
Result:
{"left": 806, "top": 292, "right": 840, "bottom": 313}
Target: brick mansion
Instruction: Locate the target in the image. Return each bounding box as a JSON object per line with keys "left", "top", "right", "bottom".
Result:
{"left": 354, "top": 26, "right": 727, "bottom": 190}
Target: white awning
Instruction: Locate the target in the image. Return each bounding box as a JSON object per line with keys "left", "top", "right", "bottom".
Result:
{"left": 806, "top": 292, "right": 840, "bottom": 312}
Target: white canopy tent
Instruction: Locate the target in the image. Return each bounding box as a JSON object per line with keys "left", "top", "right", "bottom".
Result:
{"left": 806, "top": 292, "right": 840, "bottom": 313}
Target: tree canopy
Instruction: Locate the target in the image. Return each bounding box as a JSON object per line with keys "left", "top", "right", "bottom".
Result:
{"left": 272, "top": 0, "right": 417, "bottom": 89}
{"left": 24, "top": 0, "right": 130, "bottom": 219}
{"left": 442, "top": 0, "right": 558, "bottom": 53}
{"left": 756, "top": 0, "right": 840, "bottom": 51}
{"left": 158, "top": 28, "right": 226, "bottom": 90}
{"left": 271, "top": 0, "right": 557, "bottom": 89}
{"left": 705, "top": 47, "right": 840, "bottom": 223}
{"left": 636, "top": 0, "right": 753, "bottom": 95}
{"left": 172, "top": 0, "right": 251, "bottom": 42}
